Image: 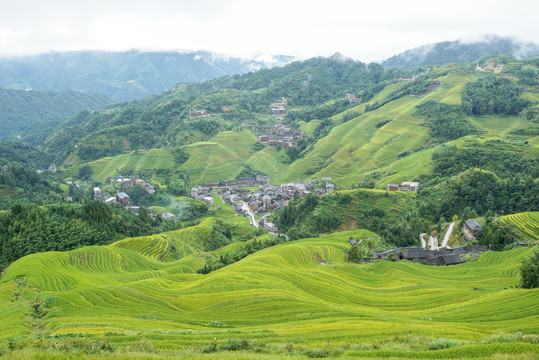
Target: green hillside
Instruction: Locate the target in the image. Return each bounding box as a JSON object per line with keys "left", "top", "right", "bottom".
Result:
{"left": 43, "top": 56, "right": 405, "bottom": 163}
{"left": 0, "top": 227, "right": 537, "bottom": 358}
{"left": 62, "top": 60, "right": 538, "bottom": 194}
{"left": 0, "top": 141, "right": 53, "bottom": 168}
{"left": 277, "top": 68, "right": 538, "bottom": 188}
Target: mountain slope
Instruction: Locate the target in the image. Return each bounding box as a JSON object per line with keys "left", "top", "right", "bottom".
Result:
{"left": 43, "top": 56, "right": 401, "bottom": 163}
{"left": 62, "top": 59, "right": 538, "bottom": 191}
{"left": 0, "top": 50, "right": 293, "bottom": 102}
{"left": 0, "top": 89, "right": 113, "bottom": 142}
{"left": 383, "top": 35, "right": 539, "bottom": 69}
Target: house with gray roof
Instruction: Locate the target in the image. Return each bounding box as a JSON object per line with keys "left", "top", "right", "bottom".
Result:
{"left": 373, "top": 245, "right": 485, "bottom": 266}
{"left": 463, "top": 220, "right": 482, "bottom": 240}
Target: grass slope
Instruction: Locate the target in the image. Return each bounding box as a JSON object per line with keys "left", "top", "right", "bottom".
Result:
{"left": 65, "top": 148, "right": 175, "bottom": 183}
{"left": 0, "top": 225, "right": 537, "bottom": 358}
{"left": 278, "top": 71, "right": 538, "bottom": 187}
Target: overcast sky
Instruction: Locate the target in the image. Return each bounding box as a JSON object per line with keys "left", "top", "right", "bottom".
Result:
{"left": 0, "top": 0, "right": 537, "bottom": 62}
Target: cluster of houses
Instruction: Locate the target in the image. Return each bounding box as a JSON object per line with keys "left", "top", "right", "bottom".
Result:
{"left": 37, "top": 164, "right": 58, "bottom": 174}
{"left": 189, "top": 187, "right": 215, "bottom": 206}
{"left": 92, "top": 187, "right": 158, "bottom": 217}
{"left": 89, "top": 175, "right": 156, "bottom": 215}
{"left": 188, "top": 109, "right": 212, "bottom": 119}
{"left": 386, "top": 181, "right": 420, "bottom": 192}
{"left": 462, "top": 219, "right": 482, "bottom": 241}
{"left": 256, "top": 217, "right": 279, "bottom": 234}
{"left": 190, "top": 176, "right": 335, "bottom": 233}
{"left": 270, "top": 98, "right": 287, "bottom": 115}
{"left": 253, "top": 123, "right": 309, "bottom": 149}
{"left": 93, "top": 187, "right": 129, "bottom": 205}
{"left": 371, "top": 244, "right": 486, "bottom": 266}
{"left": 191, "top": 175, "right": 272, "bottom": 206}
{"left": 345, "top": 93, "right": 361, "bottom": 104}
{"left": 218, "top": 177, "right": 335, "bottom": 215}
{"left": 109, "top": 175, "right": 155, "bottom": 194}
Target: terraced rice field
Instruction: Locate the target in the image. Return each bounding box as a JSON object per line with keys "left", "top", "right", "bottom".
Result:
{"left": 0, "top": 225, "right": 537, "bottom": 358}
{"left": 500, "top": 212, "right": 539, "bottom": 241}
{"left": 276, "top": 74, "right": 467, "bottom": 187}
{"left": 67, "top": 148, "right": 175, "bottom": 183}
{"left": 182, "top": 130, "right": 258, "bottom": 184}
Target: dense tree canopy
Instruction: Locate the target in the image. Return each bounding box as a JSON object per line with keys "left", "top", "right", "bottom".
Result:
{"left": 520, "top": 250, "right": 539, "bottom": 289}
{"left": 461, "top": 76, "right": 530, "bottom": 115}
{"left": 0, "top": 201, "right": 181, "bottom": 272}
{"left": 415, "top": 101, "right": 476, "bottom": 141}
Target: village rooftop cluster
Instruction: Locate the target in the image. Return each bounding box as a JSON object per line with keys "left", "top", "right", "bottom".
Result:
{"left": 220, "top": 177, "right": 335, "bottom": 214}
{"left": 188, "top": 109, "right": 212, "bottom": 119}
{"left": 192, "top": 176, "right": 335, "bottom": 213}
{"left": 270, "top": 98, "right": 287, "bottom": 115}
{"left": 90, "top": 175, "right": 158, "bottom": 216}
{"left": 371, "top": 244, "right": 486, "bottom": 266}
{"left": 345, "top": 93, "right": 361, "bottom": 104}
{"left": 191, "top": 176, "right": 336, "bottom": 233}
{"left": 253, "top": 123, "right": 308, "bottom": 149}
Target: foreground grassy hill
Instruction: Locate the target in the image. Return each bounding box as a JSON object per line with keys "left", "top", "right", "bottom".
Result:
{"left": 1, "top": 225, "right": 537, "bottom": 358}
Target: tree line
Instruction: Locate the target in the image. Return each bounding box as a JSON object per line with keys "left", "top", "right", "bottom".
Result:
{"left": 0, "top": 201, "right": 183, "bottom": 272}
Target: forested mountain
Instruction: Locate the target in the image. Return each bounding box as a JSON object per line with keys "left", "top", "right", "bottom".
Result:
{"left": 46, "top": 56, "right": 536, "bottom": 243}
{"left": 0, "top": 142, "right": 53, "bottom": 168}
{"left": 0, "top": 50, "right": 293, "bottom": 102}
{"left": 382, "top": 35, "right": 539, "bottom": 68}
{"left": 0, "top": 89, "right": 112, "bottom": 143}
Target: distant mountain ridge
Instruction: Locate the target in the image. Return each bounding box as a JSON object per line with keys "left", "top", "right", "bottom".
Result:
{"left": 382, "top": 35, "right": 539, "bottom": 69}
{"left": 0, "top": 50, "right": 294, "bottom": 102}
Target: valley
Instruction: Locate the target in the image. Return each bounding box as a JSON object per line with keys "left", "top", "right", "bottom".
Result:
{"left": 0, "top": 42, "right": 538, "bottom": 359}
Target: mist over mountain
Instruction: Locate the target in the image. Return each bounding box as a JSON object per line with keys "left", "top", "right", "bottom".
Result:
{"left": 0, "top": 50, "right": 293, "bottom": 102}
{"left": 382, "top": 35, "right": 539, "bottom": 68}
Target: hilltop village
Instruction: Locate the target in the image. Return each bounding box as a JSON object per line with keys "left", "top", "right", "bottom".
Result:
{"left": 253, "top": 98, "right": 309, "bottom": 148}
